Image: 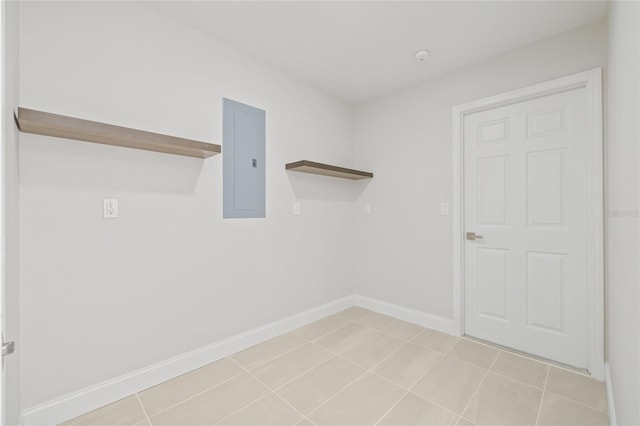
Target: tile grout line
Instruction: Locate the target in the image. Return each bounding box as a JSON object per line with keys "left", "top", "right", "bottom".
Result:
{"left": 303, "top": 363, "right": 370, "bottom": 419}
{"left": 138, "top": 365, "right": 247, "bottom": 420}
{"left": 338, "top": 340, "right": 459, "bottom": 424}
{"left": 353, "top": 337, "right": 413, "bottom": 371}
{"left": 543, "top": 388, "right": 610, "bottom": 415}
{"left": 373, "top": 387, "right": 410, "bottom": 424}
{"left": 321, "top": 320, "right": 430, "bottom": 364}
{"left": 461, "top": 335, "right": 592, "bottom": 378}
{"left": 371, "top": 350, "right": 447, "bottom": 426}
{"left": 134, "top": 393, "right": 152, "bottom": 426}
{"left": 330, "top": 311, "right": 426, "bottom": 349}
{"left": 214, "top": 310, "right": 432, "bottom": 424}
{"left": 456, "top": 348, "right": 502, "bottom": 422}
{"left": 312, "top": 315, "right": 609, "bottom": 422}
{"left": 84, "top": 310, "right": 605, "bottom": 426}
{"left": 302, "top": 315, "right": 463, "bottom": 422}
{"left": 234, "top": 338, "right": 308, "bottom": 371}
{"left": 225, "top": 356, "right": 315, "bottom": 425}
{"left": 488, "top": 367, "right": 547, "bottom": 391}
{"left": 372, "top": 347, "right": 465, "bottom": 424}
{"left": 459, "top": 338, "right": 608, "bottom": 413}
{"left": 267, "top": 350, "right": 335, "bottom": 392}
{"left": 296, "top": 316, "right": 356, "bottom": 343}
{"left": 192, "top": 310, "right": 379, "bottom": 424}
{"left": 209, "top": 388, "right": 274, "bottom": 426}
{"left": 534, "top": 364, "right": 551, "bottom": 426}
{"left": 238, "top": 337, "right": 345, "bottom": 396}
{"left": 392, "top": 351, "right": 461, "bottom": 417}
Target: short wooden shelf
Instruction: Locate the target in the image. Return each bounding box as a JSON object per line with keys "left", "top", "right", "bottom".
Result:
{"left": 15, "top": 107, "right": 221, "bottom": 159}
{"left": 285, "top": 160, "right": 373, "bottom": 180}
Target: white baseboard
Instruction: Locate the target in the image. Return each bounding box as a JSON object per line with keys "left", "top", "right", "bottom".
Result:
{"left": 21, "top": 295, "right": 355, "bottom": 426}
{"left": 354, "top": 295, "right": 455, "bottom": 335}
{"left": 21, "top": 294, "right": 455, "bottom": 426}
{"left": 604, "top": 362, "right": 617, "bottom": 426}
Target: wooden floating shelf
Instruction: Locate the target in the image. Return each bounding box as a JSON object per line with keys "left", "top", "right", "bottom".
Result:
{"left": 286, "top": 160, "right": 373, "bottom": 180}
{"left": 15, "top": 107, "right": 221, "bottom": 159}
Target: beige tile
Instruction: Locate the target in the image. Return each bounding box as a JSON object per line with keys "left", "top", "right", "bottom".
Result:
{"left": 491, "top": 351, "right": 548, "bottom": 388}
{"left": 546, "top": 367, "right": 607, "bottom": 411}
{"left": 412, "top": 356, "right": 486, "bottom": 414}
{"left": 295, "top": 418, "right": 314, "bottom": 426}
{"left": 138, "top": 358, "right": 242, "bottom": 416}
{"left": 456, "top": 417, "right": 476, "bottom": 426}
{"left": 292, "top": 315, "right": 348, "bottom": 341}
{"left": 374, "top": 343, "right": 441, "bottom": 388}
{"left": 382, "top": 319, "right": 426, "bottom": 340}
{"left": 307, "top": 373, "right": 404, "bottom": 426}
{"left": 537, "top": 392, "right": 609, "bottom": 426}
{"left": 232, "top": 333, "right": 306, "bottom": 369}
{"left": 218, "top": 393, "right": 303, "bottom": 425}
{"left": 336, "top": 306, "right": 372, "bottom": 320}
{"left": 463, "top": 372, "right": 542, "bottom": 426}
{"left": 278, "top": 357, "right": 365, "bottom": 415}
{"left": 150, "top": 373, "right": 268, "bottom": 425}
{"left": 61, "top": 395, "right": 146, "bottom": 426}
{"left": 252, "top": 343, "right": 332, "bottom": 389}
{"left": 315, "top": 322, "right": 368, "bottom": 353}
{"left": 378, "top": 393, "right": 459, "bottom": 426}
{"left": 132, "top": 419, "right": 151, "bottom": 426}
{"left": 448, "top": 340, "right": 499, "bottom": 369}
{"left": 340, "top": 330, "right": 404, "bottom": 369}
{"left": 412, "top": 329, "right": 459, "bottom": 353}
{"left": 354, "top": 312, "right": 396, "bottom": 329}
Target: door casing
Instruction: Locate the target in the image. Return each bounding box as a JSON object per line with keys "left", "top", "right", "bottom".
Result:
{"left": 451, "top": 68, "right": 604, "bottom": 380}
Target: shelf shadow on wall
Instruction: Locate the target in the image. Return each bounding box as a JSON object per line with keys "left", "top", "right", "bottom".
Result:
{"left": 19, "top": 135, "right": 214, "bottom": 195}
{"left": 286, "top": 171, "right": 371, "bottom": 202}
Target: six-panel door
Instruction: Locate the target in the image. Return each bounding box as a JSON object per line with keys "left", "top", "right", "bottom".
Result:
{"left": 464, "top": 87, "right": 589, "bottom": 368}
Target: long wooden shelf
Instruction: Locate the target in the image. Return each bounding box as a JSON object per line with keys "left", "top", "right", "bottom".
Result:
{"left": 15, "top": 107, "right": 221, "bottom": 159}
{"left": 286, "top": 160, "right": 373, "bottom": 180}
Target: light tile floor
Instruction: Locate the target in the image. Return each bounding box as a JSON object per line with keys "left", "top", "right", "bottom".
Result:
{"left": 62, "top": 307, "right": 609, "bottom": 426}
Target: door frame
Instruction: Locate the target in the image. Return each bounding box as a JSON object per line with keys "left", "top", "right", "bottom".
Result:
{"left": 451, "top": 68, "right": 604, "bottom": 380}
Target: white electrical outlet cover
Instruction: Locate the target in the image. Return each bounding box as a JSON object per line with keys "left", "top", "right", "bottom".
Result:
{"left": 293, "top": 202, "right": 301, "bottom": 216}
{"left": 103, "top": 199, "right": 118, "bottom": 218}
{"left": 364, "top": 204, "right": 372, "bottom": 215}
{"left": 440, "top": 202, "right": 449, "bottom": 215}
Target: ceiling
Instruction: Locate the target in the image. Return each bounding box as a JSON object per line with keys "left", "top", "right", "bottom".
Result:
{"left": 146, "top": 1, "right": 607, "bottom": 103}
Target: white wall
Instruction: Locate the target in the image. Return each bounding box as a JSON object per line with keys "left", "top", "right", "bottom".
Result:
{"left": 353, "top": 20, "right": 607, "bottom": 320}
{"left": 19, "top": 1, "right": 356, "bottom": 408}
{"left": 606, "top": 2, "right": 640, "bottom": 424}
{"left": 3, "top": 0, "right": 21, "bottom": 424}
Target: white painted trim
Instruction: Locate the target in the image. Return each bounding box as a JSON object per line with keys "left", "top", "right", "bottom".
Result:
{"left": 451, "top": 68, "right": 605, "bottom": 379}
{"left": 354, "top": 295, "right": 455, "bottom": 335}
{"left": 604, "top": 363, "right": 617, "bottom": 426}
{"left": 20, "top": 296, "right": 355, "bottom": 426}
{"left": 0, "top": 2, "right": 4, "bottom": 425}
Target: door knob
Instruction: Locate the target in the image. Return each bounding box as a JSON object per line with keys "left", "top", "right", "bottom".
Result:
{"left": 466, "top": 232, "right": 484, "bottom": 241}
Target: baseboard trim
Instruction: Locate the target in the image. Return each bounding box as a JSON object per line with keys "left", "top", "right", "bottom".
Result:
{"left": 21, "top": 295, "right": 355, "bottom": 426}
{"left": 604, "top": 362, "right": 617, "bottom": 426}
{"left": 354, "top": 295, "right": 455, "bottom": 335}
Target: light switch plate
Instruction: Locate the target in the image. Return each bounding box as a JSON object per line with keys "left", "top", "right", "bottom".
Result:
{"left": 364, "top": 204, "right": 372, "bottom": 215}
{"left": 293, "top": 202, "right": 301, "bottom": 216}
{"left": 440, "top": 202, "right": 449, "bottom": 215}
{"left": 103, "top": 199, "right": 118, "bottom": 218}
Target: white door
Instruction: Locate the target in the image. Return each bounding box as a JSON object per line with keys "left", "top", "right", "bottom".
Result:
{"left": 463, "top": 86, "right": 589, "bottom": 368}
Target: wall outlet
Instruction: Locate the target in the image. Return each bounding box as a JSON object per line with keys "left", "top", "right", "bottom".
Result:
{"left": 364, "top": 204, "right": 372, "bottom": 215}
{"left": 440, "top": 202, "right": 449, "bottom": 215}
{"left": 293, "top": 202, "right": 301, "bottom": 216}
{"left": 103, "top": 199, "right": 118, "bottom": 218}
